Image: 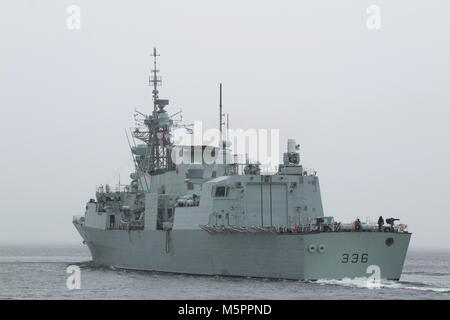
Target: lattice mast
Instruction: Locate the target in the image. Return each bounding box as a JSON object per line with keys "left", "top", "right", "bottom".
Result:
{"left": 145, "top": 47, "right": 173, "bottom": 174}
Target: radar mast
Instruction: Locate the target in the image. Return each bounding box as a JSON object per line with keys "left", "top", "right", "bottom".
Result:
{"left": 149, "top": 47, "right": 161, "bottom": 111}
{"left": 132, "top": 47, "right": 174, "bottom": 175}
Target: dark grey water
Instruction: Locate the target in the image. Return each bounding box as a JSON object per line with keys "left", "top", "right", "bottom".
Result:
{"left": 0, "top": 244, "right": 449, "bottom": 299}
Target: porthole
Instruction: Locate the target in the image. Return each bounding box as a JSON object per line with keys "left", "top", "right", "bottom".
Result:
{"left": 308, "top": 244, "right": 317, "bottom": 253}
{"left": 318, "top": 244, "right": 326, "bottom": 253}
{"left": 385, "top": 237, "right": 394, "bottom": 247}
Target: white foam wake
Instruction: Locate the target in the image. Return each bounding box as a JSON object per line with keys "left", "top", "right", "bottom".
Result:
{"left": 0, "top": 256, "right": 91, "bottom": 263}
{"left": 315, "top": 277, "right": 450, "bottom": 293}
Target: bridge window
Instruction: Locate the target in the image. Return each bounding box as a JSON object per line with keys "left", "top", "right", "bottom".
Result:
{"left": 214, "top": 186, "right": 229, "bottom": 197}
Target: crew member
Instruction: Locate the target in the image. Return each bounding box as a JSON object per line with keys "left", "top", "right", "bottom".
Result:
{"left": 354, "top": 218, "right": 362, "bottom": 231}
{"left": 377, "top": 216, "right": 384, "bottom": 232}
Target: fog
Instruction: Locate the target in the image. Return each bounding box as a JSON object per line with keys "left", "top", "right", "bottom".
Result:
{"left": 1, "top": 0, "right": 449, "bottom": 249}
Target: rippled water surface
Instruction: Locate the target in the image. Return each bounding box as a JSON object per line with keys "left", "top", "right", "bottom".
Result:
{"left": 0, "top": 244, "right": 449, "bottom": 299}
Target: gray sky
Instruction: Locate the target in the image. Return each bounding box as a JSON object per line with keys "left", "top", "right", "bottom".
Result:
{"left": 1, "top": 0, "right": 449, "bottom": 249}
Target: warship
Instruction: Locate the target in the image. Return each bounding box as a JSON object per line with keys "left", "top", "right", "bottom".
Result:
{"left": 73, "top": 49, "right": 411, "bottom": 280}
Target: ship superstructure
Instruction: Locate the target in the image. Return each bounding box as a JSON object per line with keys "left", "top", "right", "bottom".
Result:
{"left": 73, "top": 49, "right": 411, "bottom": 280}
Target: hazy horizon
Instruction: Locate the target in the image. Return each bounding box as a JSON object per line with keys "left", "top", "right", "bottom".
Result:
{"left": 1, "top": 0, "right": 449, "bottom": 250}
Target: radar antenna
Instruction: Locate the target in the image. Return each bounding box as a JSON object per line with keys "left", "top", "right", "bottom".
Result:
{"left": 219, "top": 83, "right": 226, "bottom": 143}
{"left": 149, "top": 47, "right": 162, "bottom": 111}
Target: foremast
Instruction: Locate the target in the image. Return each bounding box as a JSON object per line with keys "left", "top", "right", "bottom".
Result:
{"left": 132, "top": 47, "right": 175, "bottom": 176}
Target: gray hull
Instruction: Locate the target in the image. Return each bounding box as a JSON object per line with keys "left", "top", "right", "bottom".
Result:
{"left": 75, "top": 223, "right": 411, "bottom": 280}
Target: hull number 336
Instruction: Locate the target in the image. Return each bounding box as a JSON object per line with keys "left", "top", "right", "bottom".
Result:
{"left": 341, "top": 253, "right": 368, "bottom": 263}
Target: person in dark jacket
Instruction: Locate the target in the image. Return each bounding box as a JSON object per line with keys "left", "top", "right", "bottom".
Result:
{"left": 377, "top": 216, "right": 384, "bottom": 232}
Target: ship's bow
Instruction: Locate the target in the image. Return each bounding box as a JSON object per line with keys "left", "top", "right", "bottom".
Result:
{"left": 302, "top": 232, "right": 411, "bottom": 280}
